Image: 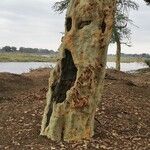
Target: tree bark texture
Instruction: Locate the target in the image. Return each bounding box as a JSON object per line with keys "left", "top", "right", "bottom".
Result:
{"left": 114, "top": 27, "right": 121, "bottom": 71}
{"left": 41, "top": 0, "right": 116, "bottom": 141}
{"left": 116, "top": 39, "right": 121, "bottom": 71}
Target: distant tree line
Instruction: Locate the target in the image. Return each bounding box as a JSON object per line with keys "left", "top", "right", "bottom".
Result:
{"left": 0, "top": 46, "right": 57, "bottom": 55}
{"left": 108, "top": 53, "right": 150, "bottom": 58}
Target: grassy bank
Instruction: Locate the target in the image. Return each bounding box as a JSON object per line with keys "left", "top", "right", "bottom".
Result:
{"left": 107, "top": 55, "right": 146, "bottom": 63}
{"left": 0, "top": 52, "right": 148, "bottom": 62}
{"left": 0, "top": 52, "right": 58, "bottom": 62}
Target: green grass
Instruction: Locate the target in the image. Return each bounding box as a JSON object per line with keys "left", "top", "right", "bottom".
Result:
{"left": 0, "top": 52, "right": 148, "bottom": 63}
{"left": 0, "top": 52, "right": 58, "bottom": 62}
{"left": 107, "top": 55, "right": 146, "bottom": 63}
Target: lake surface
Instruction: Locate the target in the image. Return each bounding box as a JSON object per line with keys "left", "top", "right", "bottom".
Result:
{"left": 0, "top": 62, "right": 148, "bottom": 74}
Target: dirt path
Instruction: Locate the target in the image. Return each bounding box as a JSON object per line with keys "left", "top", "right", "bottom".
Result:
{"left": 0, "top": 68, "right": 150, "bottom": 150}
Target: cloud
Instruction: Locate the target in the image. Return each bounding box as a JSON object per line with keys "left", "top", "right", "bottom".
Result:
{"left": 0, "top": 0, "right": 65, "bottom": 49}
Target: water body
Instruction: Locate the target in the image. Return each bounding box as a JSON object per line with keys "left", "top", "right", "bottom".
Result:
{"left": 106, "top": 62, "right": 148, "bottom": 72}
{"left": 0, "top": 62, "right": 55, "bottom": 74}
{"left": 0, "top": 62, "right": 148, "bottom": 74}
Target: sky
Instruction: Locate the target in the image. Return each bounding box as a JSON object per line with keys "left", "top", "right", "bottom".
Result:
{"left": 0, "top": 0, "right": 149, "bottom": 54}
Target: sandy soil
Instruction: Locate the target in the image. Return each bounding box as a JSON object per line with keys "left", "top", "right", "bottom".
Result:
{"left": 0, "top": 68, "right": 150, "bottom": 150}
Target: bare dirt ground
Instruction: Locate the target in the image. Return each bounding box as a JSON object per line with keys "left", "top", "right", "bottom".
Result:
{"left": 0, "top": 68, "right": 150, "bottom": 150}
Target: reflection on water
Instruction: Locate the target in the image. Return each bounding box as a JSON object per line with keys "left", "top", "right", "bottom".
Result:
{"left": 0, "top": 62, "right": 148, "bottom": 74}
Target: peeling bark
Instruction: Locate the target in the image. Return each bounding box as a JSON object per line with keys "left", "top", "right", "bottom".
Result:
{"left": 41, "top": 0, "right": 116, "bottom": 141}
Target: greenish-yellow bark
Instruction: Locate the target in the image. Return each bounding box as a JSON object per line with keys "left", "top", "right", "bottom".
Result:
{"left": 41, "top": 0, "right": 116, "bottom": 141}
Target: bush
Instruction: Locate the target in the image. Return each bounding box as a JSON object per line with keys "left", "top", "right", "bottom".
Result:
{"left": 145, "top": 59, "right": 150, "bottom": 67}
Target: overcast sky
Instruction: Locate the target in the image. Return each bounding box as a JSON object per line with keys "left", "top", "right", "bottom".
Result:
{"left": 0, "top": 0, "right": 149, "bottom": 54}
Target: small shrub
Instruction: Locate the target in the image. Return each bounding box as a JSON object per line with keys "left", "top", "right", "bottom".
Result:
{"left": 145, "top": 59, "right": 150, "bottom": 67}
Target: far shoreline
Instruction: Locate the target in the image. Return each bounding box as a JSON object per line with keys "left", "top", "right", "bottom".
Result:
{"left": 0, "top": 52, "right": 149, "bottom": 63}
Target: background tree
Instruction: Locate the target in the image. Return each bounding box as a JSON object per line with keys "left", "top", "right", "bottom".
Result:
{"left": 144, "top": 0, "right": 150, "bottom": 5}
{"left": 11, "top": 46, "right": 17, "bottom": 52}
{"left": 1, "top": 46, "right": 12, "bottom": 52}
{"left": 53, "top": 0, "right": 70, "bottom": 13}
{"left": 111, "top": 0, "right": 138, "bottom": 70}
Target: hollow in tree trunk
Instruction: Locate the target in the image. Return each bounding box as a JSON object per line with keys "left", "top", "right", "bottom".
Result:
{"left": 41, "top": 0, "right": 116, "bottom": 141}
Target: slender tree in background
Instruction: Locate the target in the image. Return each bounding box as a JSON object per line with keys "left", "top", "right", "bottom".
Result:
{"left": 111, "top": 0, "right": 138, "bottom": 70}
{"left": 111, "top": 14, "right": 132, "bottom": 71}
{"left": 53, "top": 0, "right": 138, "bottom": 71}
{"left": 41, "top": 0, "right": 116, "bottom": 141}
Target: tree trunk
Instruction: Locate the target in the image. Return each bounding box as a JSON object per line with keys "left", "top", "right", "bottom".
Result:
{"left": 116, "top": 39, "right": 121, "bottom": 71}
{"left": 41, "top": 0, "right": 116, "bottom": 142}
